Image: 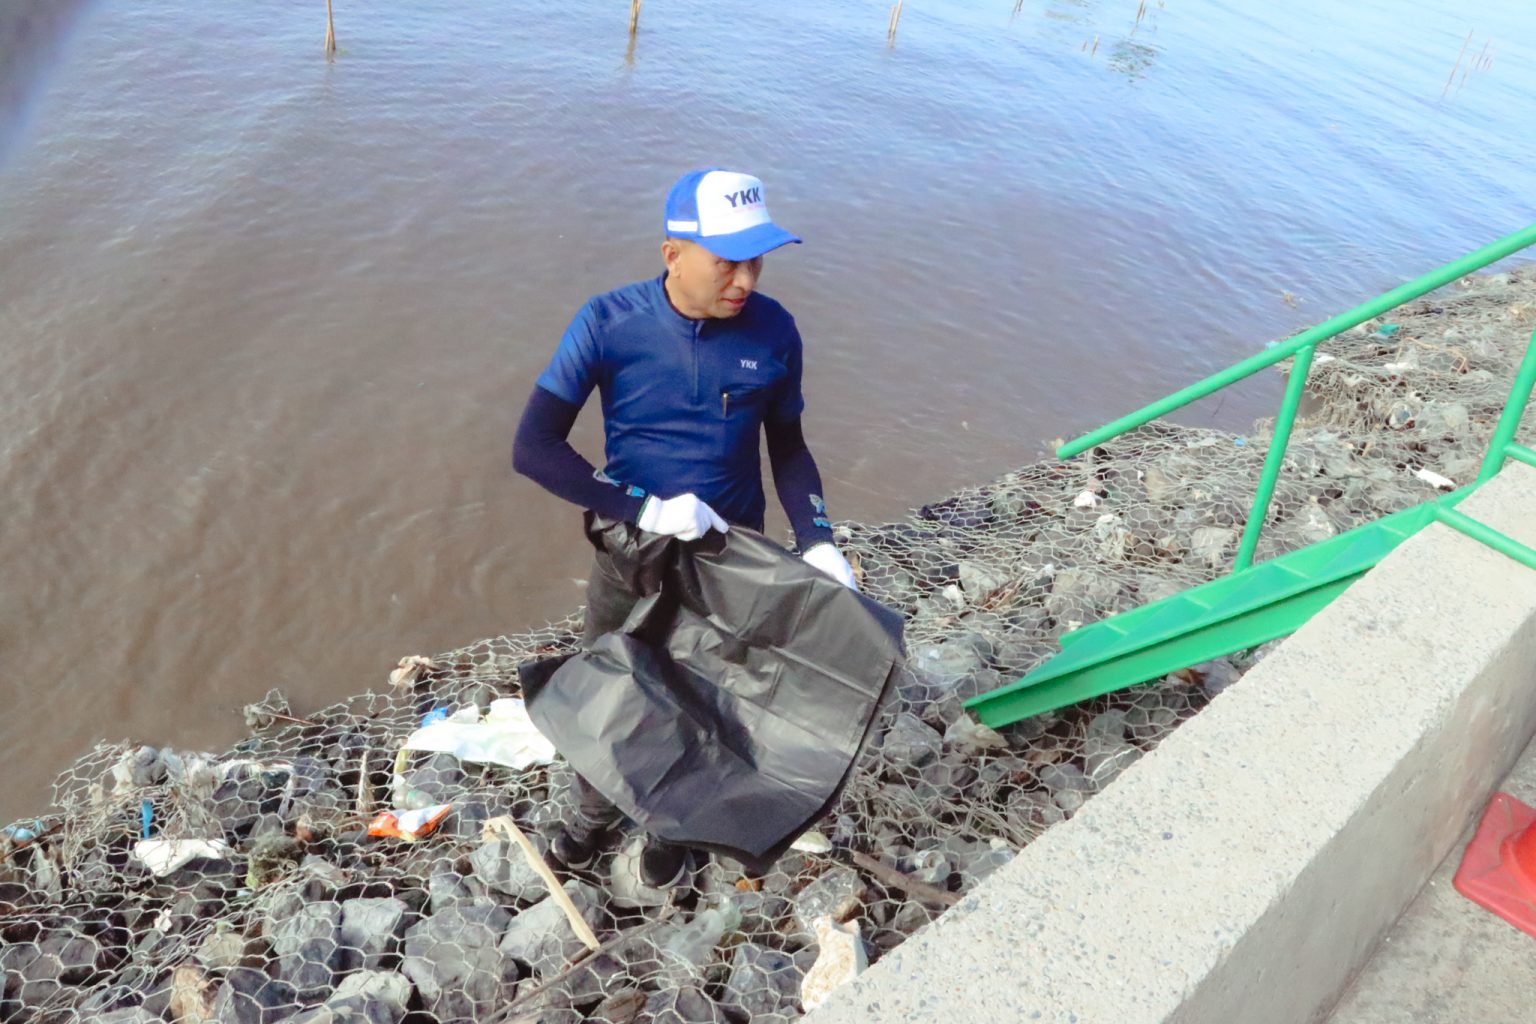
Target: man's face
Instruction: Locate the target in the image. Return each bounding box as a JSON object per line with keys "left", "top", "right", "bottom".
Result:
{"left": 662, "top": 238, "right": 763, "bottom": 319}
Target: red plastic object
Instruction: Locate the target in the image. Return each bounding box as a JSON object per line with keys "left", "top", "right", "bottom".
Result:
{"left": 1453, "top": 791, "right": 1536, "bottom": 938}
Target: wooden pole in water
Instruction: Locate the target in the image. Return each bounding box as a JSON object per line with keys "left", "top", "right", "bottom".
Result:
{"left": 628, "top": 0, "right": 642, "bottom": 36}
{"left": 887, "top": 0, "right": 904, "bottom": 43}
{"left": 324, "top": 0, "right": 336, "bottom": 56}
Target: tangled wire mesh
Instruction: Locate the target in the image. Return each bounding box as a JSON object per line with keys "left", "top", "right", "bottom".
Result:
{"left": 2, "top": 269, "right": 1534, "bottom": 1024}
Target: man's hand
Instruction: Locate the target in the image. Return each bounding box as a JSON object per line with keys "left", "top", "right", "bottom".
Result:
{"left": 637, "top": 493, "right": 729, "bottom": 541}
{"left": 803, "top": 542, "right": 858, "bottom": 590}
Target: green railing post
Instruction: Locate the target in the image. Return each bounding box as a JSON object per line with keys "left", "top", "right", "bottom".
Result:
{"left": 1476, "top": 329, "right": 1536, "bottom": 484}
{"left": 1233, "top": 342, "right": 1316, "bottom": 571}
{"left": 1434, "top": 505, "right": 1536, "bottom": 570}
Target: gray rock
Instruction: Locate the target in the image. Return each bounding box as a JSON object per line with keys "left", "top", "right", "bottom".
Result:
{"left": 1138, "top": 576, "right": 1186, "bottom": 604}
{"left": 441, "top": 799, "right": 494, "bottom": 841}
{"left": 35, "top": 929, "right": 102, "bottom": 986}
{"left": 427, "top": 870, "right": 474, "bottom": 914}
{"left": 498, "top": 879, "right": 601, "bottom": 977}
{"left": 990, "top": 635, "right": 1044, "bottom": 675}
{"left": 923, "top": 689, "right": 969, "bottom": 730}
{"left": 502, "top": 1010, "right": 584, "bottom": 1024}
{"left": 1289, "top": 503, "right": 1337, "bottom": 545}
{"left": 880, "top": 712, "right": 943, "bottom": 767}
{"left": 268, "top": 901, "right": 342, "bottom": 1000}
{"left": 1084, "top": 740, "right": 1143, "bottom": 788}
{"left": 1087, "top": 709, "right": 1128, "bottom": 742}
{"left": 319, "top": 969, "right": 412, "bottom": 1024}
{"left": 957, "top": 561, "right": 1006, "bottom": 599}
{"left": 1002, "top": 711, "right": 1057, "bottom": 744}
{"left": 209, "top": 775, "right": 268, "bottom": 834}
{"left": 195, "top": 923, "right": 256, "bottom": 971}
{"left": 1196, "top": 658, "right": 1243, "bottom": 697}
{"left": 330, "top": 970, "right": 412, "bottom": 1013}
{"left": 592, "top": 987, "right": 648, "bottom": 1024}
{"left": 1092, "top": 513, "right": 1136, "bottom": 561}
{"left": 209, "top": 967, "right": 299, "bottom": 1024}
{"left": 641, "top": 985, "right": 728, "bottom": 1024}
{"left": 1005, "top": 789, "right": 1065, "bottom": 835}
{"left": 1038, "top": 762, "right": 1092, "bottom": 795}
{"left": 470, "top": 837, "right": 549, "bottom": 903}
{"left": 298, "top": 854, "right": 350, "bottom": 894}
{"left": 1141, "top": 463, "right": 1181, "bottom": 503}
{"left": 339, "top": 897, "right": 409, "bottom": 971}
{"left": 939, "top": 835, "right": 1015, "bottom": 890}
{"left": 908, "top": 642, "right": 985, "bottom": 687}
{"left": 1053, "top": 788, "right": 1086, "bottom": 813}
{"left": 1189, "top": 526, "right": 1238, "bottom": 568}
{"left": 98, "top": 1010, "right": 161, "bottom": 1024}
{"left": 401, "top": 903, "right": 517, "bottom": 1022}
{"left": 1127, "top": 679, "right": 1194, "bottom": 714}
{"left": 1125, "top": 706, "right": 1179, "bottom": 742}
{"left": 720, "top": 942, "right": 800, "bottom": 1021}
{"left": 942, "top": 714, "right": 1007, "bottom": 755}
{"left": 1044, "top": 567, "right": 1121, "bottom": 620}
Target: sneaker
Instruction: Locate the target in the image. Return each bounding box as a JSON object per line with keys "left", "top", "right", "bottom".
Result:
{"left": 549, "top": 821, "right": 610, "bottom": 871}
{"left": 638, "top": 837, "right": 691, "bottom": 890}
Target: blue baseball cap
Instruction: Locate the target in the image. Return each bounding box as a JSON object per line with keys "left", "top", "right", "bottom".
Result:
{"left": 663, "top": 169, "right": 802, "bottom": 261}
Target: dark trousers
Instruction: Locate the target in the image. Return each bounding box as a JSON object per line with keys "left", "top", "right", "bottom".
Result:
{"left": 570, "top": 549, "right": 641, "bottom": 829}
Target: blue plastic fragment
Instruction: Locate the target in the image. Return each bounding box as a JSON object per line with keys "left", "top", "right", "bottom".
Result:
{"left": 421, "top": 707, "right": 449, "bottom": 727}
{"left": 141, "top": 799, "right": 153, "bottom": 839}
{"left": 1375, "top": 323, "right": 1400, "bottom": 336}
{"left": 2, "top": 821, "right": 41, "bottom": 845}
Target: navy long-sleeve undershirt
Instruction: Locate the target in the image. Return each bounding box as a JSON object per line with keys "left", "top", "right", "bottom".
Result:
{"left": 512, "top": 385, "right": 835, "bottom": 550}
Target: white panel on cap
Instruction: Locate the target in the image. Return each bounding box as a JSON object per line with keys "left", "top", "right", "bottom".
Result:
{"left": 695, "top": 170, "right": 772, "bottom": 237}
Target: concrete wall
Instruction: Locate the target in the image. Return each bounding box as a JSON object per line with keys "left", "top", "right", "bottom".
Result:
{"left": 807, "top": 462, "right": 1536, "bottom": 1024}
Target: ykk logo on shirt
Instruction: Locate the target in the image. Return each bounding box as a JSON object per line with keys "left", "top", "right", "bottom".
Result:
{"left": 739, "top": 359, "right": 758, "bottom": 370}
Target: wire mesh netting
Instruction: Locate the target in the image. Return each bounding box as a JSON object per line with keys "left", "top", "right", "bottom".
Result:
{"left": 3, "top": 269, "right": 1534, "bottom": 1024}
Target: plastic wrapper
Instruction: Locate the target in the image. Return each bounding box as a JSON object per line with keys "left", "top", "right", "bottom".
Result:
{"left": 522, "top": 517, "right": 904, "bottom": 871}
{"left": 366, "top": 803, "right": 452, "bottom": 841}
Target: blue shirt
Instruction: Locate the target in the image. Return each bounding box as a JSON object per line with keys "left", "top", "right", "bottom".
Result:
{"left": 536, "top": 274, "right": 806, "bottom": 529}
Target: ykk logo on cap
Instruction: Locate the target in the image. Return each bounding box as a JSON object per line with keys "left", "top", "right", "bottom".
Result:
{"left": 664, "top": 169, "right": 801, "bottom": 262}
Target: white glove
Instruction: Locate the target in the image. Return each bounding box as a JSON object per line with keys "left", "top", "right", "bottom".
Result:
{"left": 803, "top": 542, "right": 858, "bottom": 590}
{"left": 637, "top": 493, "right": 729, "bottom": 541}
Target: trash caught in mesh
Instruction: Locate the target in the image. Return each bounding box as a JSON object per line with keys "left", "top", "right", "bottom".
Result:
{"left": 1, "top": 269, "right": 1534, "bottom": 1023}
{"left": 521, "top": 518, "right": 904, "bottom": 871}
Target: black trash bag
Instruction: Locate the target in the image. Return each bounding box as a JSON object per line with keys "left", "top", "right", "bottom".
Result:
{"left": 521, "top": 516, "right": 905, "bottom": 871}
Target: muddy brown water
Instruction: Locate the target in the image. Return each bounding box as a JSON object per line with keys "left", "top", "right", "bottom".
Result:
{"left": 2, "top": 0, "right": 1535, "bottom": 823}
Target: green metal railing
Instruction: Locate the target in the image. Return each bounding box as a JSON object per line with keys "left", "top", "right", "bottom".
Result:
{"left": 967, "top": 225, "right": 1536, "bottom": 727}
{"left": 1059, "top": 222, "right": 1536, "bottom": 574}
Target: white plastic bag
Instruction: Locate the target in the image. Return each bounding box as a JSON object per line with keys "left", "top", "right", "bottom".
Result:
{"left": 403, "top": 698, "right": 556, "bottom": 769}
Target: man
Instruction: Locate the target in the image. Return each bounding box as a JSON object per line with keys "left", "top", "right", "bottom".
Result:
{"left": 512, "top": 168, "right": 856, "bottom": 892}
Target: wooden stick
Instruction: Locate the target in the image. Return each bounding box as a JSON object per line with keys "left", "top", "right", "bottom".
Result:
{"left": 887, "top": 0, "right": 904, "bottom": 43}
{"left": 628, "top": 0, "right": 642, "bottom": 36}
{"left": 483, "top": 816, "right": 601, "bottom": 950}
{"left": 1442, "top": 29, "right": 1472, "bottom": 96}
{"left": 849, "top": 849, "right": 962, "bottom": 908}
{"left": 325, "top": 0, "right": 337, "bottom": 55}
